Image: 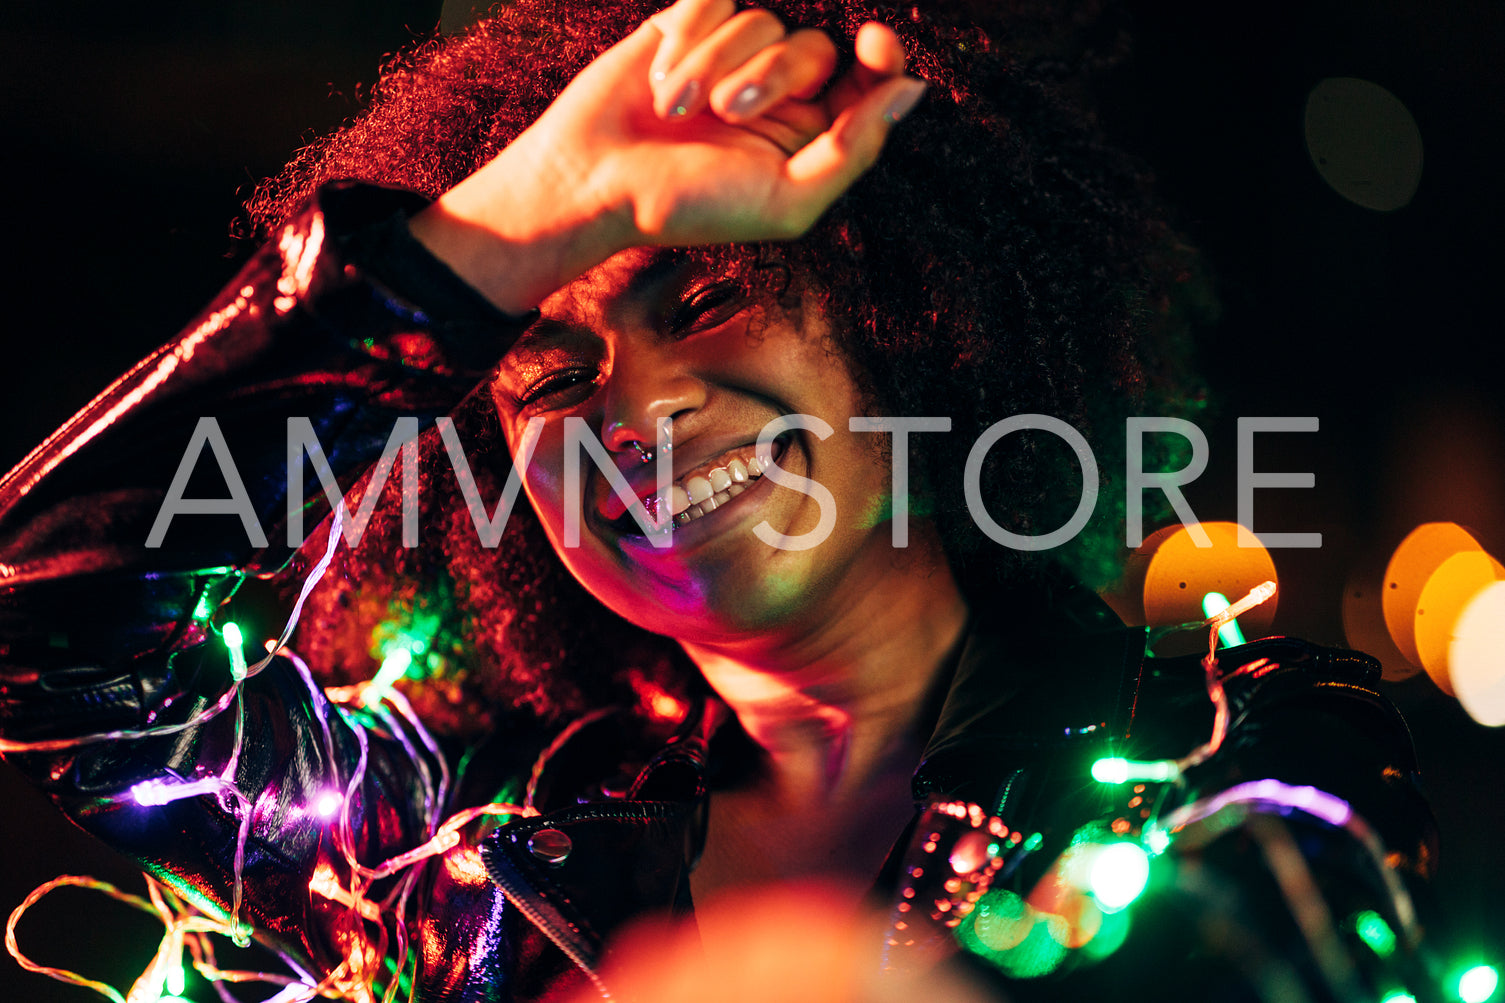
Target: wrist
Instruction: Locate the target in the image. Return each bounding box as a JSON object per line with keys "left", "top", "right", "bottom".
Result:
{"left": 409, "top": 137, "right": 634, "bottom": 313}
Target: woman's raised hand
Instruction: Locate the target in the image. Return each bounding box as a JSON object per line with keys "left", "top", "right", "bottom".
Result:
{"left": 410, "top": 0, "right": 925, "bottom": 314}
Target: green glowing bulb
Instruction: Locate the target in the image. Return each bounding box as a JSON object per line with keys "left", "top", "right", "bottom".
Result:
{"left": 368, "top": 647, "right": 414, "bottom": 698}
{"left": 1379, "top": 993, "right": 1416, "bottom": 1003}
{"left": 1092, "top": 758, "right": 1130, "bottom": 784}
{"left": 1089, "top": 842, "right": 1150, "bottom": 912}
{"left": 1022, "top": 832, "right": 1044, "bottom": 853}
{"left": 1144, "top": 827, "right": 1171, "bottom": 856}
{"left": 1354, "top": 910, "right": 1397, "bottom": 958}
{"left": 1459, "top": 965, "right": 1500, "bottom": 1003}
{"left": 1202, "top": 592, "right": 1248, "bottom": 647}
{"left": 1092, "top": 756, "right": 1181, "bottom": 784}
{"left": 221, "top": 621, "right": 247, "bottom": 681}
{"left": 165, "top": 961, "right": 186, "bottom": 996}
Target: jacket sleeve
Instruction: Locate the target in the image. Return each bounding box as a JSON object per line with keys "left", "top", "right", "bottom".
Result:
{"left": 0, "top": 181, "right": 534, "bottom": 981}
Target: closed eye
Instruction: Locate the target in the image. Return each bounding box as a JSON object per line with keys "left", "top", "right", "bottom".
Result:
{"left": 669, "top": 281, "right": 746, "bottom": 336}
{"left": 514, "top": 366, "right": 599, "bottom": 409}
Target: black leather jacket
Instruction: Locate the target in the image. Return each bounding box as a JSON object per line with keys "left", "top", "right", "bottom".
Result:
{"left": 0, "top": 185, "right": 1437, "bottom": 1002}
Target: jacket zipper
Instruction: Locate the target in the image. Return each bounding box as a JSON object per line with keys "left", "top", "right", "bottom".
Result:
{"left": 487, "top": 858, "right": 614, "bottom": 999}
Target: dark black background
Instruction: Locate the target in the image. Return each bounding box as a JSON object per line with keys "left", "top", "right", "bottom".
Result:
{"left": 2, "top": 1, "right": 1503, "bottom": 999}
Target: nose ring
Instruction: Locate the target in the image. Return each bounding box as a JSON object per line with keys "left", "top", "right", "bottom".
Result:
{"left": 629, "top": 441, "right": 654, "bottom": 464}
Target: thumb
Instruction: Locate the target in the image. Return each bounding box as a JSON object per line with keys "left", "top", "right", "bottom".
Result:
{"left": 780, "top": 76, "right": 926, "bottom": 222}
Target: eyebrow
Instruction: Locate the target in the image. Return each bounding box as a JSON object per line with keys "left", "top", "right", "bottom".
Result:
{"left": 623, "top": 248, "right": 690, "bottom": 299}
{"left": 511, "top": 249, "right": 692, "bottom": 352}
{"left": 510, "top": 316, "right": 583, "bottom": 351}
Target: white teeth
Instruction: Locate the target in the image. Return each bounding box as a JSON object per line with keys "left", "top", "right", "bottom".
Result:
{"left": 655, "top": 446, "right": 772, "bottom": 530}
{"left": 685, "top": 475, "right": 714, "bottom": 505}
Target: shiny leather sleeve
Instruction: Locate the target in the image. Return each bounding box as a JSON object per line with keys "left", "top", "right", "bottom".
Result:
{"left": 1137, "top": 637, "right": 1438, "bottom": 879}
{"left": 0, "top": 181, "right": 533, "bottom": 978}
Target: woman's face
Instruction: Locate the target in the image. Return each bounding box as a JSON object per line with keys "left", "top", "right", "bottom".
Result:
{"left": 490, "top": 247, "right": 897, "bottom": 646}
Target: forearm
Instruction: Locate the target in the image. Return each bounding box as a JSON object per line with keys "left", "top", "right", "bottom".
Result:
{"left": 0, "top": 183, "right": 523, "bottom": 587}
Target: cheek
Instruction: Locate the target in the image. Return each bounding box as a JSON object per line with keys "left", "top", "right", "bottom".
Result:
{"left": 511, "top": 431, "right": 629, "bottom": 597}
{"left": 505, "top": 422, "right": 569, "bottom": 547}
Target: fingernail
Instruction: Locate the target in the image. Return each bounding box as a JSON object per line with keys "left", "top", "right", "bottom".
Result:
{"left": 668, "top": 79, "right": 701, "bottom": 118}
{"left": 883, "top": 80, "right": 927, "bottom": 124}
{"left": 726, "top": 83, "right": 764, "bottom": 118}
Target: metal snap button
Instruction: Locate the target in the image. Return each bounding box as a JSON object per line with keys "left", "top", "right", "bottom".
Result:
{"left": 527, "top": 827, "right": 573, "bottom": 864}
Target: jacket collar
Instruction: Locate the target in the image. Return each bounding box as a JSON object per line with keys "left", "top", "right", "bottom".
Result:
{"left": 913, "top": 579, "right": 1145, "bottom": 807}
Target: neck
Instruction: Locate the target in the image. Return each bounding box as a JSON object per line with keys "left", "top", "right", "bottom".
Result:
{"left": 681, "top": 536, "right": 969, "bottom": 808}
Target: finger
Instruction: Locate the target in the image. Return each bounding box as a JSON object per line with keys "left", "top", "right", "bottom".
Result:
{"left": 708, "top": 29, "right": 839, "bottom": 123}
{"left": 775, "top": 75, "right": 926, "bottom": 231}
{"left": 856, "top": 21, "right": 907, "bottom": 77}
{"left": 654, "top": 8, "right": 788, "bottom": 119}
{"left": 647, "top": 0, "right": 738, "bottom": 83}
{"left": 824, "top": 21, "right": 908, "bottom": 118}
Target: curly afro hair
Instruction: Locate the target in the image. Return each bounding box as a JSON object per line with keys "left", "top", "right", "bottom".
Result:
{"left": 245, "top": 0, "right": 1207, "bottom": 734}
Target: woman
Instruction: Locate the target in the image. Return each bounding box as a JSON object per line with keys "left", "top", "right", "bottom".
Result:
{"left": 0, "top": 1, "right": 1433, "bottom": 1001}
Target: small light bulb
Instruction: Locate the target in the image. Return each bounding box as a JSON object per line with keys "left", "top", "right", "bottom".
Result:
{"left": 222, "top": 621, "right": 247, "bottom": 681}
{"left": 1459, "top": 965, "right": 1500, "bottom": 1003}
{"left": 367, "top": 648, "right": 413, "bottom": 702}
{"left": 1202, "top": 591, "right": 1248, "bottom": 647}
{"left": 1089, "top": 842, "right": 1150, "bottom": 912}
{"left": 131, "top": 776, "right": 223, "bottom": 807}
{"left": 1353, "top": 909, "right": 1397, "bottom": 958}
{"left": 1091, "top": 757, "right": 1180, "bottom": 784}
{"left": 1092, "top": 757, "right": 1130, "bottom": 784}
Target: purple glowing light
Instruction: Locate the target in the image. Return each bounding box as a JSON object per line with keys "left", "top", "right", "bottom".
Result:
{"left": 130, "top": 777, "right": 225, "bottom": 807}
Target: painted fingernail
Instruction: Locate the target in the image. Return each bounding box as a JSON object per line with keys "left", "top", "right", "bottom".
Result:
{"left": 883, "top": 80, "right": 927, "bottom": 124}
{"left": 668, "top": 79, "right": 701, "bottom": 118}
{"left": 726, "top": 83, "right": 764, "bottom": 118}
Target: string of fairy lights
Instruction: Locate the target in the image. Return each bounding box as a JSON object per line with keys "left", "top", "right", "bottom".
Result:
{"left": 2, "top": 507, "right": 1500, "bottom": 1001}
{"left": 2, "top": 508, "right": 540, "bottom": 1003}
{"left": 955, "top": 574, "right": 1499, "bottom": 1003}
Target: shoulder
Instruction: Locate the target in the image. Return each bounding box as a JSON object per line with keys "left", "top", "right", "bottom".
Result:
{"left": 1132, "top": 636, "right": 1436, "bottom": 880}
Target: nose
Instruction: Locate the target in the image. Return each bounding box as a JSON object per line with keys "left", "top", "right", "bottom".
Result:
{"left": 599, "top": 339, "right": 705, "bottom": 456}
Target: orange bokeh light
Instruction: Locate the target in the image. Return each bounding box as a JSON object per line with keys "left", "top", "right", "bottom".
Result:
{"left": 1415, "top": 550, "right": 1504, "bottom": 694}
{"left": 1451, "top": 582, "right": 1505, "bottom": 727}
{"left": 1107, "top": 522, "right": 1278, "bottom": 645}
{"left": 1381, "top": 523, "right": 1488, "bottom": 668}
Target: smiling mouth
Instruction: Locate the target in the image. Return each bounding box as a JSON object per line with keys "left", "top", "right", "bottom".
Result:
{"left": 604, "top": 436, "right": 790, "bottom": 537}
